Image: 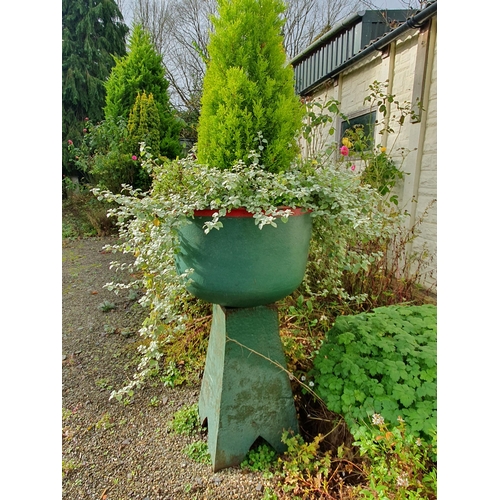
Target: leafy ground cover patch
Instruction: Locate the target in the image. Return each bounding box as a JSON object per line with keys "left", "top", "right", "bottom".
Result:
{"left": 312, "top": 304, "right": 437, "bottom": 438}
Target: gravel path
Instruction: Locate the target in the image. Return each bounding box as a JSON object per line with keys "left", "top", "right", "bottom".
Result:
{"left": 62, "top": 236, "right": 271, "bottom": 500}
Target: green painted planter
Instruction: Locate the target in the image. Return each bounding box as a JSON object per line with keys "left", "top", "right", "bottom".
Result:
{"left": 175, "top": 208, "right": 312, "bottom": 307}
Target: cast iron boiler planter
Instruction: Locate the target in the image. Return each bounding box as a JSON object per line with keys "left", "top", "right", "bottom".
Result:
{"left": 175, "top": 207, "right": 312, "bottom": 308}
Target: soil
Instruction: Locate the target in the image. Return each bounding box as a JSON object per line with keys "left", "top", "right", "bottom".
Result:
{"left": 62, "top": 236, "right": 271, "bottom": 499}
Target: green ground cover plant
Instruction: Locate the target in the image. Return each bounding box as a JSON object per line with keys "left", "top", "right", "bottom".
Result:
{"left": 241, "top": 441, "right": 278, "bottom": 474}
{"left": 312, "top": 304, "right": 437, "bottom": 439}
{"left": 168, "top": 404, "right": 211, "bottom": 465}
{"left": 183, "top": 441, "right": 211, "bottom": 465}
{"left": 62, "top": 458, "right": 81, "bottom": 479}
{"left": 167, "top": 403, "right": 202, "bottom": 436}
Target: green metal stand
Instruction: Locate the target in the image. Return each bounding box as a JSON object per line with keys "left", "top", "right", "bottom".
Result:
{"left": 199, "top": 304, "right": 299, "bottom": 471}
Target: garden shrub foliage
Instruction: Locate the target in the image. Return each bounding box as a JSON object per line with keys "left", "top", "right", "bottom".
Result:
{"left": 104, "top": 23, "right": 181, "bottom": 159}
{"left": 69, "top": 116, "right": 150, "bottom": 193}
{"left": 312, "top": 304, "right": 437, "bottom": 438}
{"left": 303, "top": 199, "right": 436, "bottom": 315}
{"left": 68, "top": 93, "right": 162, "bottom": 193}
{"left": 299, "top": 85, "right": 435, "bottom": 314}
{"left": 353, "top": 415, "right": 437, "bottom": 500}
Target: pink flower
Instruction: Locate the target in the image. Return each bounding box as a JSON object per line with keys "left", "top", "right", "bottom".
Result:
{"left": 340, "top": 145, "right": 349, "bottom": 156}
{"left": 350, "top": 164, "right": 356, "bottom": 171}
{"left": 131, "top": 155, "right": 138, "bottom": 161}
{"left": 84, "top": 117, "right": 89, "bottom": 121}
{"left": 67, "top": 139, "right": 73, "bottom": 145}
{"left": 83, "top": 128, "right": 87, "bottom": 133}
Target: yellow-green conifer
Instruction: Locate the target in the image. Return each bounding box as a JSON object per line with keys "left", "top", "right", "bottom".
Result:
{"left": 197, "top": 0, "right": 304, "bottom": 173}
{"left": 127, "top": 92, "right": 161, "bottom": 159}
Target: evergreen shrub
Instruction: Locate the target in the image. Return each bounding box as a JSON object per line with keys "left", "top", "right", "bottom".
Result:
{"left": 197, "top": 0, "right": 304, "bottom": 173}
{"left": 312, "top": 304, "right": 437, "bottom": 438}
{"left": 104, "top": 23, "right": 181, "bottom": 159}
{"left": 69, "top": 117, "right": 150, "bottom": 193}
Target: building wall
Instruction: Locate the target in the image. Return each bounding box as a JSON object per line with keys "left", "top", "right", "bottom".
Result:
{"left": 412, "top": 21, "right": 437, "bottom": 289}
{"left": 301, "top": 16, "right": 437, "bottom": 289}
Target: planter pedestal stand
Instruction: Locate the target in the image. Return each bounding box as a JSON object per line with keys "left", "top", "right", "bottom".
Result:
{"left": 176, "top": 209, "right": 312, "bottom": 471}
{"left": 199, "top": 304, "right": 298, "bottom": 472}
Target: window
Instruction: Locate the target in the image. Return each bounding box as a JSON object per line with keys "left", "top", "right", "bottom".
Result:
{"left": 340, "top": 111, "right": 377, "bottom": 152}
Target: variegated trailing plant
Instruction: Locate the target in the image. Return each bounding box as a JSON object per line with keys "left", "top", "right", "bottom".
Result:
{"left": 93, "top": 0, "right": 431, "bottom": 400}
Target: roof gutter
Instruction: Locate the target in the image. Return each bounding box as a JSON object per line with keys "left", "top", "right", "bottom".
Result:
{"left": 293, "top": 1, "right": 437, "bottom": 96}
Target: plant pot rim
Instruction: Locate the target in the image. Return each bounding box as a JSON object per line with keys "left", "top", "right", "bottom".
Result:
{"left": 193, "top": 207, "right": 308, "bottom": 218}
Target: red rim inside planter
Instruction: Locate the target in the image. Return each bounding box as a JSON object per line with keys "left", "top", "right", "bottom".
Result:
{"left": 193, "top": 207, "right": 307, "bottom": 218}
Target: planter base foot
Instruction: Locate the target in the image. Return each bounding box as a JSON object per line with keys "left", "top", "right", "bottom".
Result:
{"left": 199, "top": 304, "right": 298, "bottom": 472}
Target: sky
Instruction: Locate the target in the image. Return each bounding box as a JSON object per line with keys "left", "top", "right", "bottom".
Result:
{"left": 118, "top": 0, "right": 426, "bottom": 27}
{"left": 360, "top": 0, "right": 421, "bottom": 8}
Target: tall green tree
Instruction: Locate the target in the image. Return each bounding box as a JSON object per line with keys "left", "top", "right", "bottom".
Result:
{"left": 104, "top": 23, "right": 182, "bottom": 159}
{"left": 62, "top": 0, "right": 128, "bottom": 175}
{"left": 197, "top": 0, "right": 304, "bottom": 173}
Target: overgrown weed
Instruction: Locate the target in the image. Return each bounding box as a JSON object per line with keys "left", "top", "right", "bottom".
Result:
{"left": 62, "top": 181, "right": 117, "bottom": 238}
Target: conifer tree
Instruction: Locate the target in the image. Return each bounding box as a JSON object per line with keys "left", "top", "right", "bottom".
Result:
{"left": 197, "top": 0, "right": 304, "bottom": 173}
{"left": 62, "top": 0, "right": 128, "bottom": 175}
{"left": 104, "top": 24, "right": 182, "bottom": 159}
{"left": 127, "top": 92, "right": 161, "bottom": 160}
